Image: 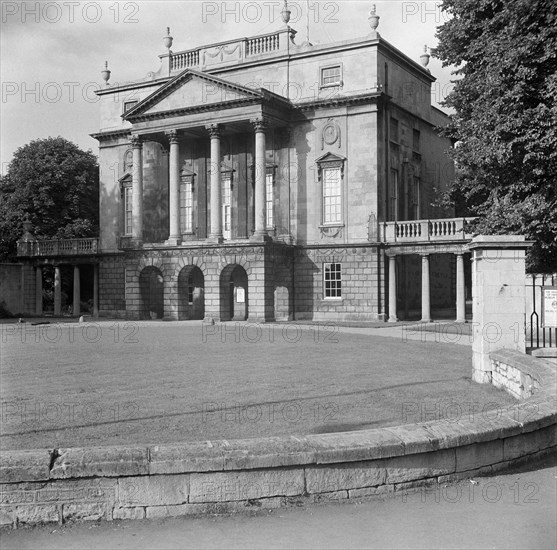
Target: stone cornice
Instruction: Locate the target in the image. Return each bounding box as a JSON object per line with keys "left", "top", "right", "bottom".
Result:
{"left": 294, "top": 92, "right": 383, "bottom": 112}
{"left": 125, "top": 97, "right": 268, "bottom": 123}
{"left": 90, "top": 129, "right": 132, "bottom": 142}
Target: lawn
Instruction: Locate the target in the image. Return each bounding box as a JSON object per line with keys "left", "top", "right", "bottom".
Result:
{"left": 0, "top": 320, "right": 516, "bottom": 450}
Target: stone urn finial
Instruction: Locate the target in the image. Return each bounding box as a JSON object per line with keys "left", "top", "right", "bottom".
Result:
{"left": 369, "top": 4, "right": 380, "bottom": 32}
{"left": 20, "top": 214, "right": 35, "bottom": 243}
{"left": 163, "top": 27, "right": 173, "bottom": 51}
{"left": 281, "top": 0, "right": 291, "bottom": 25}
{"left": 420, "top": 45, "right": 430, "bottom": 68}
{"left": 101, "top": 61, "right": 111, "bottom": 86}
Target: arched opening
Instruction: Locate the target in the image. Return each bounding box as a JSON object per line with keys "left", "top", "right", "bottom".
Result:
{"left": 274, "top": 264, "right": 292, "bottom": 321}
{"left": 139, "top": 267, "right": 164, "bottom": 320}
{"left": 220, "top": 264, "right": 248, "bottom": 321}
{"left": 178, "top": 265, "right": 205, "bottom": 320}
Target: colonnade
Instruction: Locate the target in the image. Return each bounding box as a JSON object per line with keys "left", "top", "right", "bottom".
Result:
{"left": 34, "top": 264, "right": 99, "bottom": 317}
{"left": 388, "top": 252, "right": 467, "bottom": 323}
{"left": 130, "top": 118, "right": 270, "bottom": 244}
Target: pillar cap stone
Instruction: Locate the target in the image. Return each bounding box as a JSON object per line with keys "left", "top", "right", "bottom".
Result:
{"left": 468, "top": 235, "right": 534, "bottom": 250}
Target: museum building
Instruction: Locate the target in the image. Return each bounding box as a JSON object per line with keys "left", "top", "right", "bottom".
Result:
{"left": 17, "top": 4, "right": 474, "bottom": 323}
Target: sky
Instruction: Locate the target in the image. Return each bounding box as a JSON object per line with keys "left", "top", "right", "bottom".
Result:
{"left": 0, "top": 0, "right": 455, "bottom": 173}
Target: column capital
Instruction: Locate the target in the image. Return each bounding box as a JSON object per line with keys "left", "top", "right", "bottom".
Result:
{"left": 130, "top": 135, "right": 143, "bottom": 148}
{"left": 166, "top": 129, "right": 180, "bottom": 144}
{"left": 205, "top": 123, "right": 223, "bottom": 138}
{"left": 250, "top": 117, "right": 269, "bottom": 133}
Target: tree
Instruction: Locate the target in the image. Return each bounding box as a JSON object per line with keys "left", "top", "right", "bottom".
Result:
{"left": 0, "top": 137, "right": 99, "bottom": 260}
{"left": 434, "top": 0, "right": 557, "bottom": 271}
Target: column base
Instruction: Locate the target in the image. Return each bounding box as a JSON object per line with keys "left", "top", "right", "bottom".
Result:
{"left": 250, "top": 232, "right": 272, "bottom": 242}
{"left": 207, "top": 235, "right": 224, "bottom": 244}
{"left": 165, "top": 237, "right": 182, "bottom": 246}
{"left": 388, "top": 316, "right": 398, "bottom": 323}
{"left": 421, "top": 317, "right": 432, "bottom": 323}
{"left": 455, "top": 317, "right": 466, "bottom": 323}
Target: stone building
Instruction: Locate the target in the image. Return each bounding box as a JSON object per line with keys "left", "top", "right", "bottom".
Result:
{"left": 16, "top": 4, "right": 473, "bottom": 323}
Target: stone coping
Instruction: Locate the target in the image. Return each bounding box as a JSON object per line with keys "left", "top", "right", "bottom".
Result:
{"left": 1, "top": 349, "right": 555, "bottom": 526}
{"left": 3, "top": 351, "right": 555, "bottom": 483}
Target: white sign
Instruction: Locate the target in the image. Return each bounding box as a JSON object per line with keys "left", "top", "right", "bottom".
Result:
{"left": 236, "top": 287, "right": 245, "bottom": 304}
{"left": 542, "top": 287, "right": 557, "bottom": 328}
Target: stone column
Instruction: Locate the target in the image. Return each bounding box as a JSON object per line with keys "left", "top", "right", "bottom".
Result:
{"left": 469, "top": 236, "right": 533, "bottom": 384}
{"left": 54, "top": 266, "right": 62, "bottom": 316}
{"left": 206, "top": 124, "right": 223, "bottom": 242}
{"left": 388, "top": 254, "right": 398, "bottom": 322}
{"left": 167, "top": 130, "right": 181, "bottom": 245}
{"left": 35, "top": 266, "right": 43, "bottom": 315}
{"left": 455, "top": 252, "right": 466, "bottom": 323}
{"left": 131, "top": 135, "right": 144, "bottom": 241}
{"left": 72, "top": 265, "right": 81, "bottom": 317}
{"left": 421, "top": 254, "right": 431, "bottom": 322}
{"left": 251, "top": 118, "right": 269, "bottom": 240}
{"left": 93, "top": 264, "right": 99, "bottom": 317}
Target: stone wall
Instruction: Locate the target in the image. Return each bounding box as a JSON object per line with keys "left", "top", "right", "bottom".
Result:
{"left": 98, "top": 255, "right": 126, "bottom": 318}
{"left": 0, "top": 264, "right": 23, "bottom": 315}
{"left": 1, "top": 351, "right": 554, "bottom": 527}
{"left": 489, "top": 349, "right": 547, "bottom": 399}
{"left": 294, "top": 245, "right": 383, "bottom": 322}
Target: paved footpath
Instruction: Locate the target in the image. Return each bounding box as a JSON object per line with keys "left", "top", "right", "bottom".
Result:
{"left": 2, "top": 457, "right": 555, "bottom": 550}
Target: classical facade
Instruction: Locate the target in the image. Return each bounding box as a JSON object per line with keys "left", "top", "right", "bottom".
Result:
{"left": 16, "top": 5, "right": 474, "bottom": 323}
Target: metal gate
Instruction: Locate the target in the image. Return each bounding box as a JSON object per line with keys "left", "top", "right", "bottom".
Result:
{"left": 527, "top": 273, "right": 557, "bottom": 348}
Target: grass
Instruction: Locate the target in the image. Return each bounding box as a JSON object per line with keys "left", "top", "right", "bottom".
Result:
{"left": 0, "top": 320, "right": 516, "bottom": 450}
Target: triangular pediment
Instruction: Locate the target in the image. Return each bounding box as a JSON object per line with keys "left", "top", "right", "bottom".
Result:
{"left": 123, "top": 70, "right": 263, "bottom": 119}
{"left": 118, "top": 172, "right": 132, "bottom": 186}
{"left": 315, "top": 152, "right": 346, "bottom": 164}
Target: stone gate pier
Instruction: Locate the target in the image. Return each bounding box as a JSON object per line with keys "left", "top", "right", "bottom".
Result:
{"left": 469, "top": 235, "right": 534, "bottom": 383}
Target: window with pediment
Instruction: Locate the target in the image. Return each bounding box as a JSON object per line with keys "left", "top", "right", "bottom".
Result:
{"left": 316, "top": 153, "right": 346, "bottom": 226}
{"left": 119, "top": 173, "right": 133, "bottom": 236}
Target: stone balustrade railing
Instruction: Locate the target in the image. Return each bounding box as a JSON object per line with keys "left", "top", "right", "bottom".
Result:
{"left": 17, "top": 238, "right": 99, "bottom": 257}
{"left": 167, "top": 29, "right": 289, "bottom": 73}
{"left": 381, "top": 217, "right": 475, "bottom": 243}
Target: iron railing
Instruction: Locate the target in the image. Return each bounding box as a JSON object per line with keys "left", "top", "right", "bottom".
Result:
{"left": 526, "top": 273, "right": 557, "bottom": 348}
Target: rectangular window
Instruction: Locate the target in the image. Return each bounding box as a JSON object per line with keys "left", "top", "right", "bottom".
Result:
{"left": 123, "top": 100, "right": 138, "bottom": 113}
{"left": 389, "top": 169, "right": 398, "bottom": 221}
{"left": 321, "top": 65, "right": 341, "bottom": 86}
{"left": 390, "top": 117, "right": 399, "bottom": 143}
{"left": 124, "top": 186, "right": 133, "bottom": 235}
{"left": 324, "top": 263, "right": 342, "bottom": 299}
{"left": 323, "top": 167, "right": 342, "bottom": 224}
{"left": 412, "top": 176, "right": 420, "bottom": 219}
{"left": 265, "top": 170, "right": 274, "bottom": 229}
{"left": 180, "top": 181, "right": 193, "bottom": 233}
{"left": 222, "top": 174, "right": 232, "bottom": 240}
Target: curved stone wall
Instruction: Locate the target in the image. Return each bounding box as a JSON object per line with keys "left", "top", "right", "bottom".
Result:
{"left": 1, "top": 350, "right": 555, "bottom": 527}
